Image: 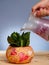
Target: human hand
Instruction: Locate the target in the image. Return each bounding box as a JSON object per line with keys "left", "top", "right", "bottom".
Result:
{"left": 32, "top": 0, "right": 49, "bottom": 17}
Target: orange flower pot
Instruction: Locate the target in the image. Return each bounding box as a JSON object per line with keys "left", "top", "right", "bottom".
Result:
{"left": 6, "top": 46, "right": 34, "bottom": 64}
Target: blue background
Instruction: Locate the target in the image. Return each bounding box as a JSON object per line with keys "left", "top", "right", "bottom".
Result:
{"left": 0, "top": 0, "right": 49, "bottom": 51}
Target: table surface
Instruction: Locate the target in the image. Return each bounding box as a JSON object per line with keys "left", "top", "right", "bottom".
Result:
{"left": 0, "top": 51, "right": 49, "bottom": 65}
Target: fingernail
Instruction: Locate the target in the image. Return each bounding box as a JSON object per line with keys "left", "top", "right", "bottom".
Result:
{"left": 34, "top": 12, "right": 37, "bottom": 16}
{"left": 36, "top": 11, "right": 40, "bottom": 17}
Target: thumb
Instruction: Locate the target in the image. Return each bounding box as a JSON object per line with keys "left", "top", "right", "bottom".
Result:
{"left": 32, "top": 2, "right": 41, "bottom": 12}
{"left": 32, "top": 0, "right": 45, "bottom": 13}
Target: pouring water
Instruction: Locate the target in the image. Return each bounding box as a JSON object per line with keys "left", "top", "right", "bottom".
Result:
{"left": 20, "top": 14, "right": 49, "bottom": 41}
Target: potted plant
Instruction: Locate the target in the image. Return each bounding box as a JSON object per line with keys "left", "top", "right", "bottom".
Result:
{"left": 6, "top": 32, "right": 34, "bottom": 64}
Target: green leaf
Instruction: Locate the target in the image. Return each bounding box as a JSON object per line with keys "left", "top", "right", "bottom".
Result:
{"left": 7, "top": 36, "right": 14, "bottom": 44}
{"left": 11, "top": 32, "right": 19, "bottom": 41}
{"left": 21, "top": 39, "right": 23, "bottom": 47}
{"left": 7, "top": 32, "right": 30, "bottom": 47}
{"left": 23, "top": 32, "right": 30, "bottom": 46}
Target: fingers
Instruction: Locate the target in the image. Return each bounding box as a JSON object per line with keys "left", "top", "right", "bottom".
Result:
{"left": 32, "top": 0, "right": 49, "bottom": 17}
{"left": 32, "top": 3, "right": 41, "bottom": 13}
{"left": 32, "top": 0, "right": 44, "bottom": 12}
{"left": 35, "top": 8, "right": 49, "bottom": 17}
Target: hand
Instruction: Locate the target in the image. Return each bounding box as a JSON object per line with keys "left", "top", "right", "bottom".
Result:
{"left": 32, "top": 0, "right": 49, "bottom": 17}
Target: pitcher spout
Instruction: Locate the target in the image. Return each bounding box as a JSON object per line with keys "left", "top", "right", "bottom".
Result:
{"left": 20, "top": 23, "right": 32, "bottom": 31}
